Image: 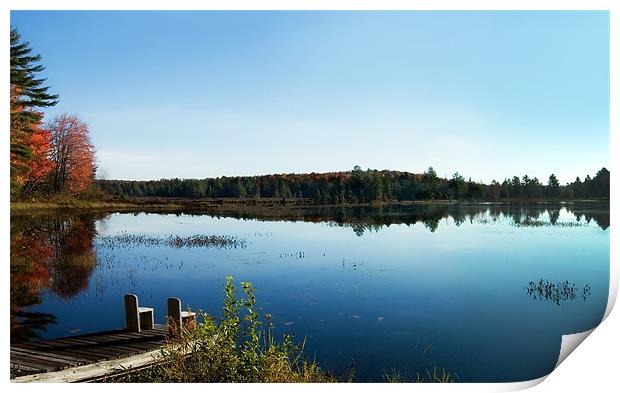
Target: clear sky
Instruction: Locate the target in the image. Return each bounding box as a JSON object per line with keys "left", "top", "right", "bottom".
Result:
{"left": 10, "top": 11, "right": 609, "bottom": 183}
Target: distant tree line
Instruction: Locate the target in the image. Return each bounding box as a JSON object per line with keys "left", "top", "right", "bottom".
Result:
{"left": 97, "top": 166, "right": 610, "bottom": 204}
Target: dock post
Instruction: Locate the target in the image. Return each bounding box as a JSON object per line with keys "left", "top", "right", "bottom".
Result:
{"left": 124, "top": 294, "right": 140, "bottom": 332}
{"left": 140, "top": 308, "right": 154, "bottom": 330}
{"left": 167, "top": 297, "right": 197, "bottom": 336}
{"left": 167, "top": 297, "right": 182, "bottom": 336}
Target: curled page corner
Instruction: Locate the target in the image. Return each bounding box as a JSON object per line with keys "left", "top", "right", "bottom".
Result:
{"left": 554, "top": 328, "right": 595, "bottom": 369}
{"left": 510, "top": 255, "right": 617, "bottom": 390}
{"left": 496, "top": 328, "right": 596, "bottom": 392}
{"left": 604, "top": 259, "right": 618, "bottom": 320}
{"left": 496, "top": 375, "right": 548, "bottom": 392}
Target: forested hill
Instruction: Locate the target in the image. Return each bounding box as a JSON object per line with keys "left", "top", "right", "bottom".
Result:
{"left": 97, "top": 166, "right": 610, "bottom": 204}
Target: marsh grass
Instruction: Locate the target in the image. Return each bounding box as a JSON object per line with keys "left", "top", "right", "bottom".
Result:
{"left": 10, "top": 200, "right": 139, "bottom": 213}
{"left": 97, "top": 233, "right": 247, "bottom": 250}
{"left": 384, "top": 366, "right": 457, "bottom": 383}
{"left": 526, "top": 279, "right": 591, "bottom": 304}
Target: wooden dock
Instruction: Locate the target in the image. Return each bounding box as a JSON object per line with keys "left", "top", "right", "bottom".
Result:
{"left": 10, "top": 324, "right": 169, "bottom": 381}
{"left": 10, "top": 295, "right": 198, "bottom": 382}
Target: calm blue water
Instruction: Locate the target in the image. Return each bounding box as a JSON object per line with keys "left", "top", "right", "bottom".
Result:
{"left": 11, "top": 203, "right": 609, "bottom": 382}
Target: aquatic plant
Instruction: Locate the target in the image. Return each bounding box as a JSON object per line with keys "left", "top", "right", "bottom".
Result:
{"left": 582, "top": 284, "right": 592, "bottom": 300}
{"left": 96, "top": 232, "right": 247, "bottom": 250}
{"left": 384, "top": 366, "right": 457, "bottom": 383}
{"left": 526, "top": 279, "right": 591, "bottom": 305}
{"left": 277, "top": 251, "right": 305, "bottom": 259}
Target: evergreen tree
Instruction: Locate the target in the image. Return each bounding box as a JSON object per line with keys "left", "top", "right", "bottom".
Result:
{"left": 10, "top": 28, "right": 58, "bottom": 192}
{"left": 510, "top": 176, "right": 522, "bottom": 198}
{"left": 547, "top": 174, "right": 560, "bottom": 197}
{"left": 593, "top": 168, "right": 610, "bottom": 198}
{"left": 363, "top": 170, "right": 383, "bottom": 201}
{"left": 573, "top": 177, "right": 582, "bottom": 198}
{"left": 500, "top": 179, "right": 511, "bottom": 199}
{"left": 233, "top": 179, "right": 247, "bottom": 198}
{"left": 584, "top": 175, "right": 593, "bottom": 197}
{"left": 314, "top": 189, "right": 322, "bottom": 204}
{"left": 449, "top": 172, "right": 466, "bottom": 199}
{"left": 490, "top": 180, "right": 501, "bottom": 201}
{"left": 421, "top": 167, "right": 440, "bottom": 199}
{"left": 383, "top": 177, "right": 393, "bottom": 201}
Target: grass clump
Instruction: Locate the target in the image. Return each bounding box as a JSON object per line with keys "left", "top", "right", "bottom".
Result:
{"left": 107, "top": 276, "right": 336, "bottom": 383}
{"left": 384, "top": 366, "right": 457, "bottom": 383}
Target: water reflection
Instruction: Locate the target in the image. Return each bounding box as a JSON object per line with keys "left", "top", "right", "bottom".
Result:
{"left": 10, "top": 202, "right": 608, "bottom": 342}
{"left": 202, "top": 202, "right": 609, "bottom": 235}
{"left": 10, "top": 213, "right": 102, "bottom": 342}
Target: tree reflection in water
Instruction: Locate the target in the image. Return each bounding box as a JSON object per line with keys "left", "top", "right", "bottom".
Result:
{"left": 208, "top": 202, "right": 609, "bottom": 236}
{"left": 10, "top": 213, "right": 102, "bottom": 342}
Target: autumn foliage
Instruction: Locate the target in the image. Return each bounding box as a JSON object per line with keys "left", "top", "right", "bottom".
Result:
{"left": 10, "top": 29, "right": 59, "bottom": 195}
{"left": 10, "top": 87, "right": 54, "bottom": 191}
{"left": 47, "top": 114, "right": 96, "bottom": 194}
{"left": 20, "top": 122, "right": 55, "bottom": 193}
{"left": 11, "top": 29, "right": 95, "bottom": 198}
{"left": 10, "top": 109, "right": 95, "bottom": 196}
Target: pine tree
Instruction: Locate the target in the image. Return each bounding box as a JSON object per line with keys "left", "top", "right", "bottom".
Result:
{"left": 10, "top": 28, "right": 58, "bottom": 192}
{"left": 547, "top": 174, "right": 560, "bottom": 197}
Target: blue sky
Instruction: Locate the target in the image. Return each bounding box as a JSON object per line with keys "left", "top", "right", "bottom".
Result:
{"left": 10, "top": 11, "right": 609, "bottom": 183}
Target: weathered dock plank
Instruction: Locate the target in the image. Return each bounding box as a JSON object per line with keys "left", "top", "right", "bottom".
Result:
{"left": 11, "top": 349, "right": 83, "bottom": 368}
{"left": 10, "top": 324, "right": 168, "bottom": 380}
{"left": 11, "top": 346, "right": 93, "bottom": 364}
{"left": 12, "top": 348, "right": 164, "bottom": 383}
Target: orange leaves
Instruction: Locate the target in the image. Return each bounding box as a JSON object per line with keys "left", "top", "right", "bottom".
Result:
{"left": 11, "top": 112, "right": 55, "bottom": 190}
{"left": 14, "top": 112, "right": 96, "bottom": 195}
{"left": 26, "top": 125, "right": 54, "bottom": 184}
{"left": 47, "top": 114, "right": 96, "bottom": 194}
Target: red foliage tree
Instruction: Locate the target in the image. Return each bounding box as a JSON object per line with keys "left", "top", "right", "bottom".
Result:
{"left": 47, "top": 114, "right": 96, "bottom": 194}
{"left": 20, "top": 120, "right": 55, "bottom": 193}
{"left": 10, "top": 88, "right": 55, "bottom": 191}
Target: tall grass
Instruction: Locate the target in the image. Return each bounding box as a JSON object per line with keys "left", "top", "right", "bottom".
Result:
{"left": 384, "top": 366, "right": 457, "bottom": 383}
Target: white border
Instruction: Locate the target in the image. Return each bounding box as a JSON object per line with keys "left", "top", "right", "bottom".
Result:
{"left": 1, "top": 0, "right": 615, "bottom": 11}
{"left": 2, "top": 1, "right": 616, "bottom": 392}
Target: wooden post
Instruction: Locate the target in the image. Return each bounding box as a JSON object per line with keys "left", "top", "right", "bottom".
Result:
{"left": 139, "top": 307, "right": 154, "bottom": 330}
{"left": 124, "top": 294, "right": 140, "bottom": 332}
{"left": 167, "top": 297, "right": 182, "bottom": 336}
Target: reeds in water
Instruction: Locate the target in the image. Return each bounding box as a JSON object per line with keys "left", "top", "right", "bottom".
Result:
{"left": 96, "top": 232, "right": 247, "bottom": 250}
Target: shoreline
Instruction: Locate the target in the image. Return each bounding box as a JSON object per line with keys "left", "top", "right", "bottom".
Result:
{"left": 10, "top": 197, "right": 610, "bottom": 216}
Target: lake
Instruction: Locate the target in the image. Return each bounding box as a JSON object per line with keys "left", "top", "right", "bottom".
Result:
{"left": 10, "top": 202, "right": 609, "bottom": 382}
